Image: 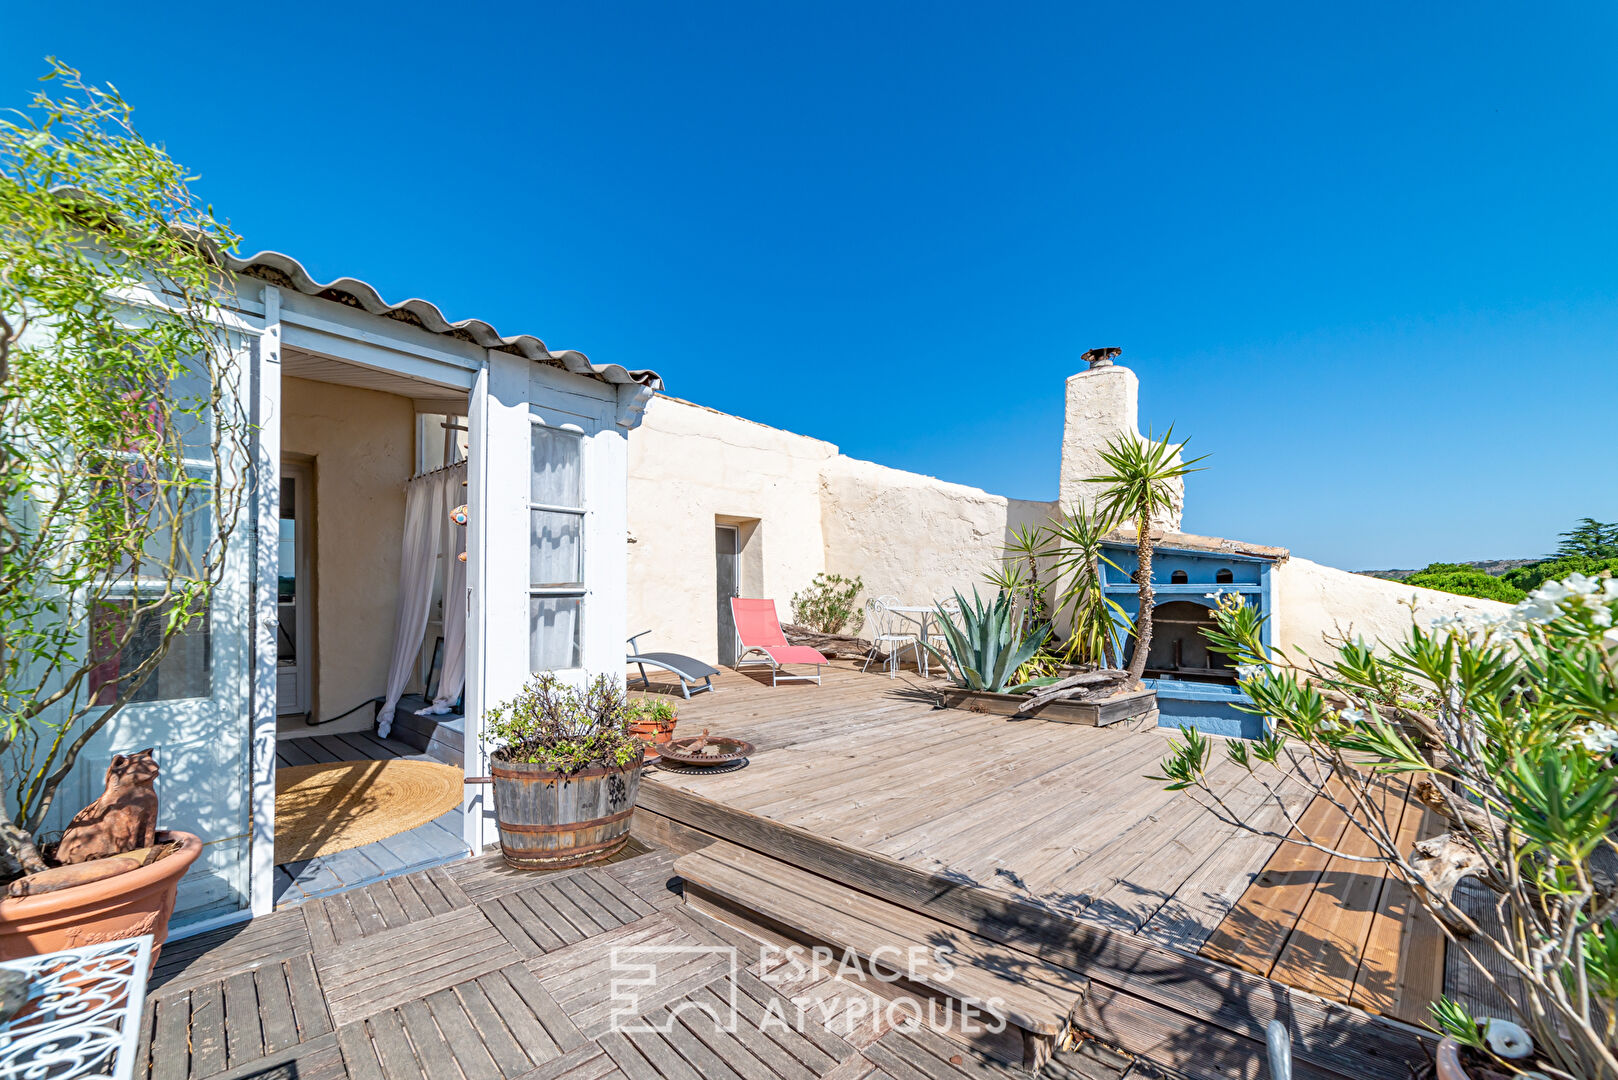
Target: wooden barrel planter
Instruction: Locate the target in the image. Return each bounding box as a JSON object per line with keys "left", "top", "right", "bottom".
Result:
{"left": 490, "top": 752, "right": 644, "bottom": 869}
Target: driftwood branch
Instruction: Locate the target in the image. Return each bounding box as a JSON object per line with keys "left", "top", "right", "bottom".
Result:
{"left": 1021, "top": 668, "right": 1135, "bottom": 713}
{"left": 782, "top": 624, "right": 886, "bottom": 662}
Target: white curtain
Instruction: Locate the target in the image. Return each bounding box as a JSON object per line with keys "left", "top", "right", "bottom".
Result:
{"left": 428, "top": 472, "right": 468, "bottom": 714}
{"left": 377, "top": 468, "right": 451, "bottom": 736}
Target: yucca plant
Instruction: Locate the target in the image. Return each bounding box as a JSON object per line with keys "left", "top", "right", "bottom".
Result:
{"left": 1045, "top": 501, "right": 1129, "bottom": 669}
{"left": 1088, "top": 426, "right": 1207, "bottom": 682}
{"left": 984, "top": 523, "right": 1052, "bottom": 642}
{"left": 930, "top": 588, "right": 1050, "bottom": 693}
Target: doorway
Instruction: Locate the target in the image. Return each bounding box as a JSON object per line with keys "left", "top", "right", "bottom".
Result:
{"left": 277, "top": 460, "right": 313, "bottom": 718}
{"left": 716, "top": 525, "right": 739, "bottom": 665}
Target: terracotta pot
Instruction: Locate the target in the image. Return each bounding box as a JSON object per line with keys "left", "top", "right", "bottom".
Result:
{"left": 0, "top": 830, "right": 202, "bottom": 961}
{"left": 629, "top": 717, "right": 677, "bottom": 762}
{"left": 628, "top": 717, "right": 678, "bottom": 745}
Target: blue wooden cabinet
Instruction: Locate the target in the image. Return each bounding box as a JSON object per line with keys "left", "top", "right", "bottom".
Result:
{"left": 1099, "top": 541, "right": 1277, "bottom": 739}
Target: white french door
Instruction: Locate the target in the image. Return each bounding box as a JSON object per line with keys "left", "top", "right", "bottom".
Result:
{"left": 59, "top": 332, "right": 257, "bottom": 924}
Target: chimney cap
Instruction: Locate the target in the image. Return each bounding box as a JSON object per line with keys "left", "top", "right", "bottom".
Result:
{"left": 1082, "top": 346, "right": 1122, "bottom": 369}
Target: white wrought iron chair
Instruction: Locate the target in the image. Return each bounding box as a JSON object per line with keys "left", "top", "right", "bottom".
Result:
{"left": 924, "top": 594, "right": 961, "bottom": 679}
{"left": 862, "top": 596, "right": 919, "bottom": 678}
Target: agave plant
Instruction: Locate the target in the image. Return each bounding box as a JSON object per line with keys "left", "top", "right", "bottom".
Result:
{"left": 929, "top": 588, "right": 1050, "bottom": 693}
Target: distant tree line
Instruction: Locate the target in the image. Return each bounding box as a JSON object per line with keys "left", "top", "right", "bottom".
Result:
{"left": 1403, "top": 517, "right": 1618, "bottom": 602}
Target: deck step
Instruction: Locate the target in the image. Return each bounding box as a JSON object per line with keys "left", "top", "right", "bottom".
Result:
{"left": 387, "top": 698, "right": 464, "bottom": 767}
{"left": 674, "top": 839, "right": 1082, "bottom": 1071}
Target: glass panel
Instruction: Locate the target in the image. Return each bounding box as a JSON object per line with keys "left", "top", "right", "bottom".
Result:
{"left": 114, "top": 466, "right": 214, "bottom": 579}
{"left": 531, "top": 425, "right": 582, "bottom": 507}
{"left": 529, "top": 596, "right": 582, "bottom": 671}
{"left": 88, "top": 598, "right": 212, "bottom": 704}
{"left": 164, "top": 353, "right": 215, "bottom": 459}
{"left": 530, "top": 510, "right": 583, "bottom": 586}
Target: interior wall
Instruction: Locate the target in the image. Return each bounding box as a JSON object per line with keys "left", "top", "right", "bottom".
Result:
{"left": 280, "top": 376, "right": 416, "bottom": 733}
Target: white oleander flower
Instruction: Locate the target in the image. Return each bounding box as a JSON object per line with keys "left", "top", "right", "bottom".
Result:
{"left": 1564, "top": 573, "right": 1601, "bottom": 596}
{"left": 1579, "top": 725, "right": 1618, "bottom": 753}
{"left": 1235, "top": 663, "right": 1265, "bottom": 680}
{"left": 1338, "top": 707, "right": 1367, "bottom": 726}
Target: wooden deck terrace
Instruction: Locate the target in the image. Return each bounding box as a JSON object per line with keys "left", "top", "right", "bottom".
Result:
{"left": 138, "top": 841, "right": 1151, "bottom": 1080}
{"left": 631, "top": 661, "right": 1450, "bottom": 1079}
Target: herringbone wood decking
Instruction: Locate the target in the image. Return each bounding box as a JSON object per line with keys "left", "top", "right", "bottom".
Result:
{"left": 141, "top": 842, "right": 1142, "bottom": 1080}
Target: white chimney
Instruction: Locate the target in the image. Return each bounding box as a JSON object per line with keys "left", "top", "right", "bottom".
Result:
{"left": 1058, "top": 349, "right": 1184, "bottom": 531}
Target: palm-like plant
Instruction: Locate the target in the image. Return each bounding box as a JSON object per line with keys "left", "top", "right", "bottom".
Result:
{"left": 1087, "top": 427, "right": 1207, "bottom": 682}
{"left": 984, "top": 523, "right": 1052, "bottom": 643}
{"left": 1045, "top": 501, "right": 1128, "bottom": 669}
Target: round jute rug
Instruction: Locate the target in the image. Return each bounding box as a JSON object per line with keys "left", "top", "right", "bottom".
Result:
{"left": 275, "top": 759, "right": 463, "bottom": 865}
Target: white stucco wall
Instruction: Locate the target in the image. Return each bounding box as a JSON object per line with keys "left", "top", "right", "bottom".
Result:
{"left": 281, "top": 376, "right": 415, "bottom": 731}
{"left": 625, "top": 396, "right": 1060, "bottom": 660}
{"left": 627, "top": 397, "right": 836, "bottom": 659}
{"left": 627, "top": 371, "right": 1509, "bottom": 678}
{"left": 820, "top": 457, "right": 1055, "bottom": 614}
{"left": 1273, "top": 556, "right": 1511, "bottom": 663}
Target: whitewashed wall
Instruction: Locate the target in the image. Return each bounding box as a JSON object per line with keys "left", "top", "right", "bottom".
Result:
{"left": 1273, "top": 557, "right": 1510, "bottom": 663}
{"left": 626, "top": 398, "right": 835, "bottom": 659}
{"left": 819, "top": 457, "right": 1055, "bottom": 617}
{"left": 627, "top": 375, "right": 1513, "bottom": 672}
{"left": 626, "top": 396, "right": 1058, "bottom": 659}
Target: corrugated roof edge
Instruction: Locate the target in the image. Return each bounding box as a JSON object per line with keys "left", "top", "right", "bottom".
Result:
{"left": 226, "top": 249, "right": 663, "bottom": 391}
{"left": 1104, "top": 528, "right": 1291, "bottom": 563}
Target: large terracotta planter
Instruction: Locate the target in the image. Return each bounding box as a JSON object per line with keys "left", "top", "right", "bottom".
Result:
{"left": 491, "top": 754, "right": 643, "bottom": 869}
{"left": 0, "top": 830, "right": 201, "bottom": 961}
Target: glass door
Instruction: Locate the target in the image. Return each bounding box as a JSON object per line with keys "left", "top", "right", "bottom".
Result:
{"left": 276, "top": 464, "right": 311, "bottom": 717}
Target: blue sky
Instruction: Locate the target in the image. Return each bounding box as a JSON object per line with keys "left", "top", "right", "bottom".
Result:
{"left": 6, "top": 3, "right": 1615, "bottom": 570}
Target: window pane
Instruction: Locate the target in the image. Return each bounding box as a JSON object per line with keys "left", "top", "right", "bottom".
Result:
{"left": 529, "top": 596, "right": 582, "bottom": 671}
{"left": 530, "top": 510, "right": 583, "bottom": 586}
{"left": 150, "top": 353, "right": 214, "bottom": 459}
{"left": 89, "top": 599, "right": 212, "bottom": 704}
{"left": 531, "top": 425, "right": 582, "bottom": 507}
{"left": 114, "top": 466, "right": 214, "bottom": 579}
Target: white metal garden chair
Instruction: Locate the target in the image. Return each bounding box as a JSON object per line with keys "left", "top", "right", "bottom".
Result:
{"left": 862, "top": 596, "right": 919, "bottom": 678}
{"left": 924, "top": 594, "right": 961, "bottom": 679}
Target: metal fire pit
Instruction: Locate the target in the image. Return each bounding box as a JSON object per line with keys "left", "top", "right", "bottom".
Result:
{"left": 655, "top": 732, "right": 754, "bottom": 772}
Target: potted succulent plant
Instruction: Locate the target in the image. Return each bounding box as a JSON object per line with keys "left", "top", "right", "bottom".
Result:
{"left": 627, "top": 698, "right": 678, "bottom": 761}
{"left": 0, "top": 67, "right": 246, "bottom": 958}
{"left": 483, "top": 674, "right": 645, "bottom": 869}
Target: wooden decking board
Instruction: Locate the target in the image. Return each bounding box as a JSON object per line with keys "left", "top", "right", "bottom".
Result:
{"left": 1076, "top": 982, "right": 1340, "bottom": 1080}
{"left": 1198, "top": 777, "right": 1356, "bottom": 974}
{"left": 1348, "top": 795, "right": 1433, "bottom": 1018}
{"left": 318, "top": 905, "right": 513, "bottom": 1026}
{"left": 1269, "top": 777, "right": 1412, "bottom": 1001}
{"left": 636, "top": 665, "right": 1432, "bottom": 1080}
{"left": 151, "top": 907, "right": 312, "bottom": 995}
{"left": 678, "top": 842, "right": 1083, "bottom": 1038}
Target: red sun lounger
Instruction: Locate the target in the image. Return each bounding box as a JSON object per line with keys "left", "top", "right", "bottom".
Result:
{"left": 730, "top": 598, "right": 828, "bottom": 686}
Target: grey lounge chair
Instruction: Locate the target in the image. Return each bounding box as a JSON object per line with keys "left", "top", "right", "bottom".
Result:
{"left": 626, "top": 631, "right": 721, "bottom": 698}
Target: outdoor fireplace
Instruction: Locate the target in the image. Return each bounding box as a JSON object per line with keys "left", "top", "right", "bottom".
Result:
{"left": 1100, "top": 535, "right": 1283, "bottom": 739}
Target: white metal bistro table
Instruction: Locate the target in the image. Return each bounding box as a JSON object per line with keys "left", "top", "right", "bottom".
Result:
{"left": 886, "top": 604, "right": 947, "bottom": 677}
{"left": 0, "top": 934, "right": 154, "bottom": 1080}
